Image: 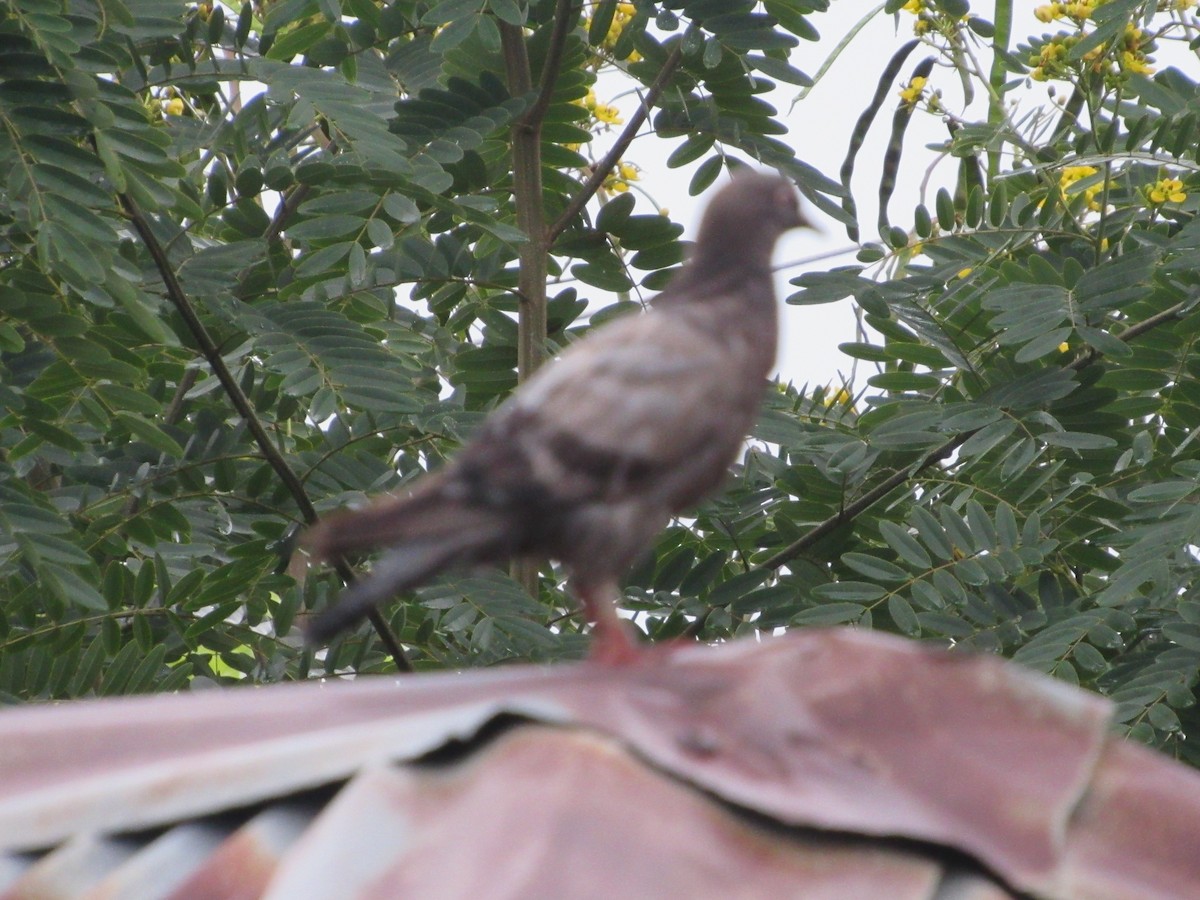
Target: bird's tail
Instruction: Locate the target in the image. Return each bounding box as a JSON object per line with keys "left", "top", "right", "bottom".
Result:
{"left": 301, "top": 475, "right": 510, "bottom": 644}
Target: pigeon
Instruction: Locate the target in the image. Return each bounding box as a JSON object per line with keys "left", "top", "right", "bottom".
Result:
{"left": 304, "top": 171, "right": 809, "bottom": 663}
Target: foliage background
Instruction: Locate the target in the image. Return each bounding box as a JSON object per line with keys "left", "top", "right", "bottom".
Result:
{"left": 3, "top": 0, "right": 1200, "bottom": 766}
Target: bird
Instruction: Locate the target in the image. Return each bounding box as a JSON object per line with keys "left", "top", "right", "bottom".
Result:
{"left": 303, "top": 170, "right": 809, "bottom": 663}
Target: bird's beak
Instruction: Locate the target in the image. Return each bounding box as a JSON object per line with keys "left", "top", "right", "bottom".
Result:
{"left": 791, "top": 202, "right": 818, "bottom": 233}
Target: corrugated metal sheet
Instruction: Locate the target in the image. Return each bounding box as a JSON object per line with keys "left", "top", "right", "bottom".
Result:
{"left": 2, "top": 630, "right": 1198, "bottom": 898}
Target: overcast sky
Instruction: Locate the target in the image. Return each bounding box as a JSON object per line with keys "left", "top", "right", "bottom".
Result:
{"left": 606, "top": 4, "right": 1056, "bottom": 387}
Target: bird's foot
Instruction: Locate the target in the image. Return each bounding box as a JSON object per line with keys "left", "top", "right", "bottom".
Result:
{"left": 587, "top": 618, "right": 646, "bottom": 667}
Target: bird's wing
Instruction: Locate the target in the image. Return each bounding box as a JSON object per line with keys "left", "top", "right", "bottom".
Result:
{"left": 458, "top": 308, "right": 763, "bottom": 511}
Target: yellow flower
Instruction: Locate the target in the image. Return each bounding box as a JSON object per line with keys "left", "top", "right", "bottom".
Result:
{"left": 1058, "top": 341, "right": 1070, "bottom": 353}
{"left": 1147, "top": 177, "right": 1187, "bottom": 205}
{"left": 1063, "top": 0, "right": 1096, "bottom": 20}
{"left": 1029, "top": 36, "right": 1076, "bottom": 83}
{"left": 593, "top": 102, "right": 623, "bottom": 125}
{"left": 825, "top": 387, "right": 853, "bottom": 407}
{"left": 1058, "top": 165, "right": 1105, "bottom": 211}
{"left": 1034, "top": 3, "right": 1060, "bottom": 21}
{"left": 899, "top": 75, "right": 927, "bottom": 106}
{"left": 1060, "top": 165, "right": 1096, "bottom": 184}
{"left": 577, "top": 88, "right": 623, "bottom": 126}
{"left": 956, "top": 267, "right": 973, "bottom": 279}
{"left": 589, "top": 0, "right": 639, "bottom": 55}
{"left": 1043, "top": 41, "right": 1068, "bottom": 61}
{"left": 164, "top": 97, "right": 185, "bottom": 116}
{"left": 1121, "top": 50, "right": 1154, "bottom": 74}
{"left": 902, "top": 0, "right": 924, "bottom": 11}
{"left": 603, "top": 160, "right": 640, "bottom": 193}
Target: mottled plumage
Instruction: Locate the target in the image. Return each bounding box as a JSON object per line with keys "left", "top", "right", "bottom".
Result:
{"left": 305, "top": 172, "right": 808, "bottom": 662}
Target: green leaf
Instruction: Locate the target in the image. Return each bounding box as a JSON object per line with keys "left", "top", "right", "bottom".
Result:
{"left": 113, "top": 412, "right": 185, "bottom": 457}
{"left": 842, "top": 552, "right": 909, "bottom": 582}
{"left": 746, "top": 54, "right": 812, "bottom": 86}
{"left": 811, "top": 581, "right": 886, "bottom": 602}
{"left": 690, "top": 155, "right": 724, "bottom": 196}
{"left": 792, "top": 602, "right": 865, "bottom": 626}
{"left": 596, "top": 192, "right": 636, "bottom": 232}
{"left": 888, "top": 594, "right": 920, "bottom": 635}
{"left": 1126, "top": 482, "right": 1196, "bottom": 503}
{"left": 588, "top": 0, "right": 617, "bottom": 45}
{"left": 1076, "top": 325, "right": 1132, "bottom": 358}
{"left": 839, "top": 341, "right": 890, "bottom": 362}
{"left": 867, "top": 372, "right": 941, "bottom": 391}
{"left": 43, "top": 564, "right": 107, "bottom": 611}
{"left": 1041, "top": 431, "right": 1118, "bottom": 450}
{"left": 878, "top": 521, "right": 932, "bottom": 569}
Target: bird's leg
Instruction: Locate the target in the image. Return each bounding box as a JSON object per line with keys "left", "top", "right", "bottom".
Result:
{"left": 575, "top": 581, "right": 642, "bottom": 666}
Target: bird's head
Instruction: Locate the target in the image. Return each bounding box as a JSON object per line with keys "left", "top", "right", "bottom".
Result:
{"left": 689, "top": 170, "right": 811, "bottom": 276}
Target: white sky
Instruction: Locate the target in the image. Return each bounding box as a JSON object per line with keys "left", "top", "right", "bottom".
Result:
{"left": 603, "top": 4, "right": 1058, "bottom": 388}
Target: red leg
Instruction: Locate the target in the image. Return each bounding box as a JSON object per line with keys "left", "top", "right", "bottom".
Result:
{"left": 575, "top": 582, "right": 642, "bottom": 666}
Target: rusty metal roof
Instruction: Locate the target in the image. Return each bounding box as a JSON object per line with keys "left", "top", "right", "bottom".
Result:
{"left": 2, "top": 630, "right": 1198, "bottom": 898}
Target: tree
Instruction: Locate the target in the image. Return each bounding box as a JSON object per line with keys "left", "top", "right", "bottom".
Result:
{"left": 1, "top": 0, "right": 1198, "bottom": 765}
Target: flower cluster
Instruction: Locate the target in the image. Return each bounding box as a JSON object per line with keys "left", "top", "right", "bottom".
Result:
{"left": 602, "top": 161, "right": 640, "bottom": 194}
{"left": 901, "top": 0, "right": 968, "bottom": 37}
{"left": 569, "top": 6, "right": 645, "bottom": 203}
{"left": 583, "top": 1, "right": 642, "bottom": 63}
{"left": 1146, "top": 177, "right": 1187, "bottom": 205}
{"left": 1119, "top": 24, "right": 1155, "bottom": 74}
{"left": 576, "top": 87, "right": 622, "bottom": 127}
{"left": 1059, "top": 165, "right": 1105, "bottom": 211}
{"left": 1028, "top": 9, "right": 1155, "bottom": 82}
{"left": 1043, "top": 0, "right": 1193, "bottom": 18}
{"left": 146, "top": 88, "right": 187, "bottom": 119}
{"left": 1035, "top": 1, "right": 1100, "bottom": 23}
{"left": 898, "top": 75, "right": 927, "bottom": 107}
{"left": 1029, "top": 35, "right": 1075, "bottom": 82}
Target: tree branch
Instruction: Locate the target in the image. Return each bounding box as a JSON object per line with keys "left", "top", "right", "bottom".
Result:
{"left": 757, "top": 432, "right": 967, "bottom": 572}
{"left": 500, "top": 22, "right": 547, "bottom": 383}
{"left": 501, "top": 19, "right": 553, "bottom": 594}
{"left": 120, "top": 194, "right": 413, "bottom": 673}
{"left": 547, "top": 44, "right": 683, "bottom": 242}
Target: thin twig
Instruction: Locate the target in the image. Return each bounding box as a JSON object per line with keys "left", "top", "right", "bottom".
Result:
{"left": 121, "top": 193, "right": 413, "bottom": 672}
{"left": 1091, "top": 300, "right": 1187, "bottom": 353}
{"left": 522, "top": 0, "right": 578, "bottom": 129}
{"left": 264, "top": 183, "right": 311, "bottom": 245}
{"left": 757, "top": 433, "right": 967, "bottom": 572}
{"left": 547, "top": 44, "right": 683, "bottom": 242}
